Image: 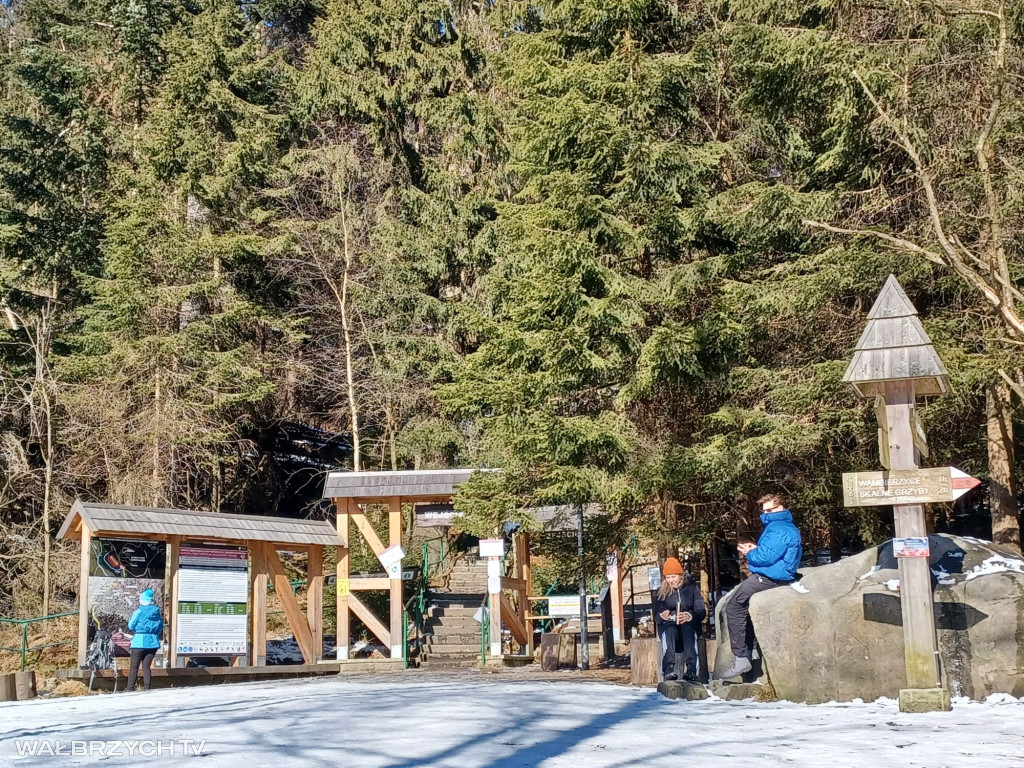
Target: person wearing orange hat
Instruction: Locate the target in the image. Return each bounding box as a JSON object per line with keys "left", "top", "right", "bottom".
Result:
{"left": 654, "top": 557, "right": 706, "bottom": 681}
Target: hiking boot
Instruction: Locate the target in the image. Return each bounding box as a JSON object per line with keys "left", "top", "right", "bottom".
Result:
{"left": 682, "top": 673, "right": 699, "bottom": 683}
{"left": 664, "top": 671, "right": 678, "bottom": 681}
{"left": 717, "top": 656, "right": 752, "bottom": 680}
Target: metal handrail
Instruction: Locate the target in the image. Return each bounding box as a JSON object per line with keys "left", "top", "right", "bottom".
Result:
{"left": 0, "top": 611, "right": 80, "bottom": 670}
{"left": 479, "top": 605, "right": 489, "bottom": 666}
{"left": 620, "top": 560, "right": 657, "bottom": 636}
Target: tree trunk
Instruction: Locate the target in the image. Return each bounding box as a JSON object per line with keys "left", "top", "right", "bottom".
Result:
{"left": 986, "top": 381, "right": 1019, "bottom": 550}
{"left": 153, "top": 367, "right": 162, "bottom": 506}
{"left": 338, "top": 200, "right": 361, "bottom": 471}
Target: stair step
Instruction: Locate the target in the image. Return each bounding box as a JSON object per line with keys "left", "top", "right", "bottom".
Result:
{"left": 420, "top": 659, "right": 482, "bottom": 669}
{"left": 423, "top": 642, "right": 482, "bottom": 653}
{"left": 426, "top": 617, "right": 481, "bottom": 628}
{"left": 421, "top": 638, "right": 477, "bottom": 651}
{"left": 422, "top": 652, "right": 483, "bottom": 662}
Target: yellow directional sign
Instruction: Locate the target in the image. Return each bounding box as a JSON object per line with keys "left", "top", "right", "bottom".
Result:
{"left": 843, "top": 467, "right": 953, "bottom": 507}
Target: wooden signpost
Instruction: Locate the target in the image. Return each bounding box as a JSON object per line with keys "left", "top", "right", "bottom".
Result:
{"left": 842, "top": 467, "right": 980, "bottom": 507}
{"left": 842, "top": 275, "right": 956, "bottom": 713}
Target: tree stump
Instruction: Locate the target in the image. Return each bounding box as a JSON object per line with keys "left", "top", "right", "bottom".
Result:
{"left": 540, "top": 634, "right": 560, "bottom": 671}
{"left": 630, "top": 637, "right": 661, "bottom": 685}
{"left": 15, "top": 671, "right": 36, "bottom": 700}
{"left": 557, "top": 634, "right": 577, "bottom": 669}
{"left": 0, "top": 673, "right": 17, "bottom": 702}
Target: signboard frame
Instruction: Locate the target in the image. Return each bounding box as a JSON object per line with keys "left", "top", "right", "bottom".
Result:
{"left": 175, "top": 542, "right": 249, "bottom": 658}
{"left": 843, "top": 467, "right": 954, "bottom": 507}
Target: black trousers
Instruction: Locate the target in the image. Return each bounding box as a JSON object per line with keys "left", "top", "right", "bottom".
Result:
{"left": 125, "top": 648, "right": 157, "bottom": 691}
{"left": 659, "top": 622, "right": 698, "bottom": 677}
{"left": 726, "top": 573, "right": 784, "bottom": 659}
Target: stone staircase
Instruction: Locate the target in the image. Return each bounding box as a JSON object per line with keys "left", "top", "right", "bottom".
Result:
{"left": 419, "top": 553, "right": 488, "bottom": 669}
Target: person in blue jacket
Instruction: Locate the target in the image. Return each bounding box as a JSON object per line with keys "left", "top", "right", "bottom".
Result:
{"left": 719, "top": 493, "right": 802, "bottom": 680}
{"left": 124, "top": 588, "right": 164, "bottom": 691}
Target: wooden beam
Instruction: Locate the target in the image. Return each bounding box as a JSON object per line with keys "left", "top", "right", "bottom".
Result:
{"left": 167, "top": 536, "right": 181, "bottom": 668}
{"left": 389, "top": 496, "right": 403, "bottom": 659}
{"left": 77, "top": 524, "right": 92, "bottom": 667}
{"left": 500, "top": 593, "right": 529, "bottom": 646}
{"left": 501, "top": 577, "right": 529, "bottom": 591}
{"left": 348, "top": 593, "right": 390, "bottom": 648}
{"left": 336, "top": 500, "right": 350, "bottom": 661}
{"left": 250, "top": 543, "right": 268, "bottom": 667}
{"left": 307, "top": 545, "right": 323, "bottom": 662}
{"left": 521, "top": 533, "right": 533, "bottom": 655}
{"left": 350, "top": 513, "right": 387, "bottom": 557}
{"left": 257, "top": 542, "right": 316, "bottom": 664}
{"left": 349, "top": 577, "right": 391, "bottom": 590}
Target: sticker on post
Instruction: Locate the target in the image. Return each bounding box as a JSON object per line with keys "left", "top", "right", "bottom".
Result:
{"left": 486, "top": 559, "right": 501, "bottom": 578}
{"left": 893, "top": 537, "right": 930, "bottom": 558}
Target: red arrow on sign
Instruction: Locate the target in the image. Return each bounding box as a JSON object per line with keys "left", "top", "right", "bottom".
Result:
{"left": 950, "top": 467, "right": 982, "bottom": 500}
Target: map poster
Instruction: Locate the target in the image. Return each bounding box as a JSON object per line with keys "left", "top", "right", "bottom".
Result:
{"left": 87, "top": 538, "right": 166, "bottom": 656}
{"left": 175, "top": 543, "right": 249, "bottom": 656}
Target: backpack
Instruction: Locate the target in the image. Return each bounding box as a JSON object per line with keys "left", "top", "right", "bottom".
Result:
{"left": 86, "top": 630, "right": 117, "bottom": 692}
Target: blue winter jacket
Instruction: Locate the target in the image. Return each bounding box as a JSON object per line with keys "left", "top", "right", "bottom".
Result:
{"left": 128, "top": 604, "right": 164, "bottom": 650}
{"left": 747, "top": 509, "right": 802, "bottom": 582}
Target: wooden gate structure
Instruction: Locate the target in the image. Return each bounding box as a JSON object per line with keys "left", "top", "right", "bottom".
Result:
{"left": 322, "top": 469, "right": 515, "bottom": 661}
{"left": 323, "top": 472, "right": 627, "bottom": 663}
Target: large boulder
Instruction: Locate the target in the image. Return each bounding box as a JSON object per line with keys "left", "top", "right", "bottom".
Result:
{"left": 713, "top": 534, "right": 1024, "bottom": 703}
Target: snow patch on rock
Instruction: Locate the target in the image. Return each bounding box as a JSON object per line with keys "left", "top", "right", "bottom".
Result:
{"left": 964, "top": 555, "right": 1024, "bottom": 581}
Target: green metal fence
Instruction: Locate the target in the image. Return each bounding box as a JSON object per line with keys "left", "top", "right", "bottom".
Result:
{"left": 0, "top": 611, "right": 79, "bottom": 670}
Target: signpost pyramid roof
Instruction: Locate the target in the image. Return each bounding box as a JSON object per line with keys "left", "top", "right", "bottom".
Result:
{"left": 843, "top": 275, "right": 949, "bottom": 397}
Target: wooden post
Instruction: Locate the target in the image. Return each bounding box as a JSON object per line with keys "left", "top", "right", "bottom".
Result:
{"left": 14, "top": 670, "right": 36, "bottom": 700}
{"left": 167, "top": 536, "right": 180, "bottom": 669}
{"left": 336, "top": 499, "right": 351, "bottom": 661}
{"left": 608, "top": 547, "right": 625, "bottom": 646}
{"left": 884, "top": 381, "right": 942, "bottom": 692}
{"left": 630, "top": 636, "right": 662, "bottom": 685}
{"left": 842, "top": 276, "right": 952, "bottom": 713}
{"left": 250, "top": 544, "right": 267, "bottom": 666}
{"left": 521, "top": 533, "right": 533, "bottom": 655}
{"left": 540, "top": 633, "right": 560, "bottom": 671}
{"left": 0, "top": 674, "right": 16, "bottom": 703}
{"left": 77, "top": 524, "right": 92, "bottom": 667}
{"left": 389, "top": 496, "right": 403, "bottom": 660}
{"left": 488, "top": 556, "right": 502, "bottom": 659}
{"left": 307, "top": 545, "right": 323, "bottom": 662}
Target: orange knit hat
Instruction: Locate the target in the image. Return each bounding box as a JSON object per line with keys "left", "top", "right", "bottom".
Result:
{"left": 662, "top": 557, "right": 684, "bottom": 576}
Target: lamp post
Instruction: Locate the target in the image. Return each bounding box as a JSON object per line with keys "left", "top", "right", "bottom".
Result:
{"left": 577, "top": 503, "right": 589, "bottom": 670}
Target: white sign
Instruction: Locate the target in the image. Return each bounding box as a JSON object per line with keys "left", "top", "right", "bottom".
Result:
{"left": 487, "top": 559, "right": 501, "bottom": 578}
{"left": 378, "top": 544, "right": 405, "bottom": 579}
{"left": 479, "top": 538, "right": 505, "bottom": 558}
{"left": 175, "top": 544, "right": 248, "bottom": 656}
{"left": 546, "top": 595, "right": 581, "bottom": 618}
{"left": 647, "top": 567, "right": 662, "bottom": 592}
{"left": 487, "top": 575, "right": 502, "bottom": 594}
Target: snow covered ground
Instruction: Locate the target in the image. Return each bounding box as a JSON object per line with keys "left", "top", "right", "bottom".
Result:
{"left": 2, "top": 676, "right": 1023, "bottom": 767}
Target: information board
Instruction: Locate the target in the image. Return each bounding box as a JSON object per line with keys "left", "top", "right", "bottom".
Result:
{"left": 87, "top": 538, "right": 166, "bottom": 657}
{"left": 175, "top": 544, "right": 248, "bottom": 656}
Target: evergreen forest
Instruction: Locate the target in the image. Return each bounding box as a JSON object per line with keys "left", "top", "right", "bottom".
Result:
{"left": 3, "top": 0, "right": 1023, "bottom": 616}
